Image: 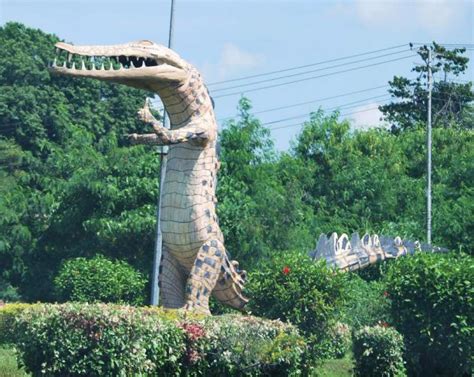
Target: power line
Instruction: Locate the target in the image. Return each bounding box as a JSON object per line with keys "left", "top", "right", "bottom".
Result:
{"left": 213, "top": 54, "right": 417, "bottom": 99}
{"left": 268, "top": 105, "right": 386, "bottom": 131}
{"left": 208, "top": 44, "right": 409, "bottom": 86}
{"left": 211, "top": 50, "right": 410, "bottom": 93}
{"left": 260, "top": 95, "right": 470, "bottom": 132}
{"left": 255, "top": 94, "right": 391, "bottom": 127}
{"left": 217, "top": 84, "right": 389, "bottom": 122}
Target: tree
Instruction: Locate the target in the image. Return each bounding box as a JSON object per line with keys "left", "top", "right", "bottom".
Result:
{"left": 291, "top": 110, "right": 473, "bottom": 252}
{"left": 217, "top": 97, "right": 314, "bottom": 267}
{"left": 0, "top": 22, "right": 159, "bottom": 301}
{"left": 380, "top": 42, "right": 473, "bottom": 132}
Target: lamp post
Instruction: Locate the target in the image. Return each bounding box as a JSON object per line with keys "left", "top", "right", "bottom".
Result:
{"left": 151, "top": 0, "right": 175, "bottom": 306}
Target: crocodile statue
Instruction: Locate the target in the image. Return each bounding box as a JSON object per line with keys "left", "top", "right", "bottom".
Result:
{"left": 49, "top": 40, "right": 247, "bottom": 315}
{"left": 309, "top": 232, "right": 447, "bottom": 272}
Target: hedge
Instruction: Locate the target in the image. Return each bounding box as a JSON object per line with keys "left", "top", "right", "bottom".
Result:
{"left": 353, "top": 324, "right": 406, "bottom": 377}
{"left": 1, "top": 303, "right": 306, "bottom": 376}
{"left": 385, "top": 252, "right": 473, "bottom": 376}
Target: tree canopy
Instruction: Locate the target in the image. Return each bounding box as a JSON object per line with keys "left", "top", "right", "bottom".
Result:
{"left": 380, "top": 42, "right": 473, "bottom": 132}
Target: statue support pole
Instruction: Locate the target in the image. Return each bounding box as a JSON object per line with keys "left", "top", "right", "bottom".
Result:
{"left": 151, "top": 0, "right": 175, "bottom": 306}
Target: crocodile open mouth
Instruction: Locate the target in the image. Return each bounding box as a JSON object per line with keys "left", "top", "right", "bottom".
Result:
{"left": 48, "top": 42, "right": 188, "bottom": 84}
{"left": 50, "top": 46, "right": 159, "bottom": 71}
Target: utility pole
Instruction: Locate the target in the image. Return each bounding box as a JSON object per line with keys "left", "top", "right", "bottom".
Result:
{"left": 426, "top": 47, "right": 432, "bottom": 245}
{"left": 151, "top": 0, "right": 175, "bottom": 306}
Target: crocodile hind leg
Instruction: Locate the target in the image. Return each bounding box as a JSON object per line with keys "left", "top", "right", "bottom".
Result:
{"left": 159, "top": 248, "right": 187, "bottom": 309}
{"left": 184, "top": 239, "right": 225, "bottom": 315}
{"left": 212, "top": 258, "right": 248, "bottom": 310}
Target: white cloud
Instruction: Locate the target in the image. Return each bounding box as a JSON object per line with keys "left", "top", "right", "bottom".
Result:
{"left": 347, "top": 102, "right": 387, "bottom": 130}
{"left": 414, "top": 0, "right": 459, "bottom": 30}
{"left": 218, "top": 43, "right": 264, "bottom": 77}
{"left": 336, "top": 0, "right": 466, "bottom": 31}
{"left": 201, "top": 43, "right": 265, "bottom": 81}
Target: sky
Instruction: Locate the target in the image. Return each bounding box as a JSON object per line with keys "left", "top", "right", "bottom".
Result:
{"left": 1, "top": 0, "right": 473, "bottom": 150}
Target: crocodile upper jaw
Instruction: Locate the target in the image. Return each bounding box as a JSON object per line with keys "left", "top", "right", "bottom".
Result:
{"left": 49, "top": 41, "right": 188, "bottom": 89}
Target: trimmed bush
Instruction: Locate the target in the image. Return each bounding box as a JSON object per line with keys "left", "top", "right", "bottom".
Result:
{"left": 325, "top": 322, "right": 351, "bottom": 359}
{"left": 11, "top": 303, "right": 305, "bottom": 376}
{"left": 15, "top": 303, "right": 184, "bottom": 376}
{"left": 246, "top": 250, "right": 348, "bottom": 364}
{"left": 353, "top": 325, "right": 406, "bottom": 377}
{"left": 385, "top": 252, "right": 473, "bottom": 376}
{"left": 54, "top": 255, "right": 147, "bottom": 305}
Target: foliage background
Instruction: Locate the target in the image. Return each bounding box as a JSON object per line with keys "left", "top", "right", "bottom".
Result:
{"left": 0, "top": 22, "right": 473, "bottom": 305}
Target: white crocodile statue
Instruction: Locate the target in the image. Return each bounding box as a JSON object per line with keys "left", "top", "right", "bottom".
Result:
{"left": 49, "top": 40, "right": 247, "bottom": 315}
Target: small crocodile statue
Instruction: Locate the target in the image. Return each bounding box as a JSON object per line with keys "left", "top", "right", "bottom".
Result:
{"left": 309, "top": 232, "right": 448, "bottom": 271}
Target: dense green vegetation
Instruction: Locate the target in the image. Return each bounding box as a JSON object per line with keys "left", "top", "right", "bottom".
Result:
{"left": 1, "top": 22, "right": 473, "bottom": 303}
{"left": 0, "top": 22, "right": 473, "bottom": 376}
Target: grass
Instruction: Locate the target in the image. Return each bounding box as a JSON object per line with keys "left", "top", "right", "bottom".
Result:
{"left": 314, "top": 354, "right": 354, "bottom": 377}
{"left": 0, "top": 347, "right": 28, "bottom": 377}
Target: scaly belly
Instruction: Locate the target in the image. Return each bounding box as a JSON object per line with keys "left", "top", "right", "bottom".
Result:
{"left": 160, "top": 144, "right": 219, "bottom": 258}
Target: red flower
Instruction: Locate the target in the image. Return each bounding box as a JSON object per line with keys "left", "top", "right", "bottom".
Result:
{"left": 282, "top": 266, "right": 291, "bottom": 275}
{"left": 379, "top": 321, "right": 390, "bottom": 328}
{"left": 383, "top": 291, "right": 389, "bottom": 298}
{"left": 180, "top": 323, "right": 206, "bottom": 342}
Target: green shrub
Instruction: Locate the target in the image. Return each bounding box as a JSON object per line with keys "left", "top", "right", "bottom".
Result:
{"left": 54, "top": 255, "right": 147, "bottom": 305}
{"left": 353, "top": 325, "right": 406, "bottom": 377}
{"left": 15, "top": 303, "right": 185, "bottom": 376}
{"left": 202, "top": 315, "right": 305, "bottom": 376}
{"left": 385, "top": 252, "right": 473, "bottom": 376}
{"left": 339, "top": 274, "right": 391, "bottom": 330}
{"left": 12, "top": 303, "right": 306, "bottom": 376}
{"left": 246, "top": 251, "right": 348, "bottom": 364}
{"left": 325, "top": 322, "right": 351, "bottom": 359}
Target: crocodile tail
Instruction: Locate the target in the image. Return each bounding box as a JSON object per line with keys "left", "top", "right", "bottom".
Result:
{"left": 309, "top": 232, "right": 448, "bottom": 272}
{"left": 212, "top": 252, "right": 249, "bottom": 310}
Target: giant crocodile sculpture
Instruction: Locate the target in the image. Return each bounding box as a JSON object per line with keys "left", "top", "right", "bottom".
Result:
{"left": 49, "top": 40, "right": 247, "bottom": 314}
{"left": 310, "top": 232, "right": 447, "bottom": 271}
